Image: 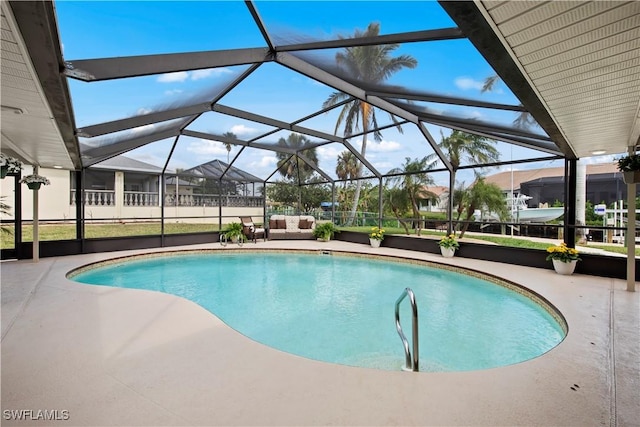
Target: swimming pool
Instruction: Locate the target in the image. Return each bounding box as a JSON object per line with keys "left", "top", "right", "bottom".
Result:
{"left": 69, "top": 250, "right": 566, "bottom": 372}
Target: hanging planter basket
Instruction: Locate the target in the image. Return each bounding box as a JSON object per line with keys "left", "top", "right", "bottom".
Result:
{"left": 622, "top": 171, "right": 640, "bottom": 185}
{"left": 0, "top": 166, "right": 7, "bottom": 179}
{"left": 26, "top": 182, "right": 42, "bottom": 190}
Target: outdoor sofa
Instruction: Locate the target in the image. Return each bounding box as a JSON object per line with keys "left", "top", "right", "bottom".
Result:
{"left": 268, "top": 214, "right": 316, "bottom": 240}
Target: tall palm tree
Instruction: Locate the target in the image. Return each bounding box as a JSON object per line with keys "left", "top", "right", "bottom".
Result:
{"left": 388, "top": 157, "right": 437, "bottom": 234}
{"left": 275, "top": 133, "right": 318, "bottom": 183}
{"left": 323, "top": 22, "right": 417, "bottom": 225}
{"left": 221, "top": 131, "right": 236, "bottom": 164}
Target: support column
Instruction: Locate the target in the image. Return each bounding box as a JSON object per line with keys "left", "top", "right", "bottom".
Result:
{"left": 564, "top": 159, "right": 577, "bottom": 248}
{"left": 32, "top": 165, "right": 39, "bottom": 262}
{"left": 448, "top": 171, "right": 454, "bottom": 234}
{"left": 626, "top": 147, "right": 636, "bottom": 292}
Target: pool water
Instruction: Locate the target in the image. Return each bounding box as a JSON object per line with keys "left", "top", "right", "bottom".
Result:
{"left": 70, "top": 251, "right": 566, "bottom": 372}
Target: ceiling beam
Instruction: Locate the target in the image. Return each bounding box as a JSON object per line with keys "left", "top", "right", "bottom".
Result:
{"left": 64, "top": 47, "right": 273, "bottom": 82}
{"left": 275, "top": 27, "right": 464, "bottom": 52}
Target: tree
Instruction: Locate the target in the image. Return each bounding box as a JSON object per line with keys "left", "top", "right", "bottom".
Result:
{"left": 456, "top": 176, "right": 507, "bottom": 238}
{"left": 221, "top": 131, "right": 237, "bottom": 164}
{"left": 387, "top": 157, "right": 437, "bottom": 234}
{"left": 428, "top": 130, "right": 500, "bottom": 191}
{"left": 275, "top": 133, "right": 318, "bottom": 183}
{"left": 323, "top": 22, "right": 417, "bottom": 225}
{"left": 481, "top": 74, "right": 537, "bottom": 129}
{"left": 335, "top": 150, "right": 359, "bottom": 187}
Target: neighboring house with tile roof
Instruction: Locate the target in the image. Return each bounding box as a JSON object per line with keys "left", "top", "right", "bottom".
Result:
{"left": 484, "top": 163, "right": 633, "bottom": 207}
{"left": 417, "top": 185, "right": 449, "bottom": 212}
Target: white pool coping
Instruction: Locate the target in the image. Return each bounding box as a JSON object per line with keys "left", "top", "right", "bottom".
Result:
{"left": 2, "top": 240, "right": 639, "bottom": 426}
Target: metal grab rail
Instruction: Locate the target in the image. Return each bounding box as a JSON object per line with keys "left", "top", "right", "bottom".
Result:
{"left": 395, "top": 288, "right": 419, "bottom": 372}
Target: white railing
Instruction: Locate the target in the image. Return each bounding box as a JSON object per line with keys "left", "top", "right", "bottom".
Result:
{"left": 164, "top": 194, "right": 263, "bottom": 207}
{"left": 70, "top": 190, "right": 115, "bottom": 206}
{"left": 124, "top": 191, "right": 159, "bottom": 206}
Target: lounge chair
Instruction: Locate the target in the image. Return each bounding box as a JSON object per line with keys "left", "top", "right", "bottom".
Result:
{"left": 239, "top": 216, "right": 266, "bottom": 243}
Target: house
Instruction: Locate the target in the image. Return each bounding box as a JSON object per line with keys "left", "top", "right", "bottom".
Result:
{"left": 0, "top": 156, "right": 264, "bottom": 223}
{"left": 484, "top": 163, "right": 633, "bottom": 207}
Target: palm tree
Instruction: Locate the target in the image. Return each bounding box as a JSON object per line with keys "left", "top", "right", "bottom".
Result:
{"left": 275, "top": 133, "right": 318, "bottom": 183}
{"left": 323, "top": 22, "right": 417, "bottom": 225}
{"left": 456, "top": 176, "right": 507, "bottom": 238}
{"left": 1, "top": 196, "right": 12, "bottom": 235}
{"left": 221, "top": 131, "right": 236, "bottom": 164}
{"left": 335, "top": 150, "right": 359, "bottom": 187}
{"left": 481, "top": 74, "right": 536, "bottom": 129}
{"left": 387, "top": 157, "right": 437, "bottom": 235}
{"left": 428, "top": 130, "right": 500, "bottom": 189}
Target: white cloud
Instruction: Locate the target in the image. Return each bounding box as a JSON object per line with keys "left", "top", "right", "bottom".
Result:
{"left": 191, "top": 68, "right": 232, "bottom": 80}
{"left": 454, "top": 77, "right": 484, "bottom": 91}
{"left": 253, "top": 155, "right": 277, "bottom": 168}
{"left": 157, "top": 71, "right": 189, "bottom": 83}
{"left": 369, "top": 139, "right": 401, "bottom": 152}
{"left": 373, "top": 161, "right": 393, "bottom": 170}
{"left": 230, "top": 124, "right": 258, "bottom": 136}
{"left": 157, "top": 68, "right": 232, "bottom": 83}
{"left": 164, "top": 89, "right": 184, "bottom": 96}
{"left": 187, "top": 139, "right": 228, "bottom": 156}
{"left": 317, "top": 145, "right": 343, "bottom": 160}
{"left": 137, "top": 107, "right": 153, "bottom": 115}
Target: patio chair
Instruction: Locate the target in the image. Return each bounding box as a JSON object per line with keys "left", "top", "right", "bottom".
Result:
{"left": 239, "top": 216, "right": 266, "bottom": 243}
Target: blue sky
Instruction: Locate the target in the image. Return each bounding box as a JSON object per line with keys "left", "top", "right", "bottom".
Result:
{"left": 55, "top": 1, "right": 582, "bottom": 186}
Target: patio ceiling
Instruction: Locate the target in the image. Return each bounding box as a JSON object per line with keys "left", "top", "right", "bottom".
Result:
{"left": 1, "top": 1, "right": 638, "bottom": 175}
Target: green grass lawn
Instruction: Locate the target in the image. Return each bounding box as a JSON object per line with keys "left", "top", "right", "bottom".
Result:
{"left": 2, "top": 222, "right": 637, "bottom": 256}
{"left": 1, "top": 222, "right": 220, "bottom": 249}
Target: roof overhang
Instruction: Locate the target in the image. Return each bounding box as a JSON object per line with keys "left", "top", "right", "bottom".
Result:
{"left": 1, "top": 1, "right": 81, "bottom": 170}
{"left": 440, "top": 0, "right": 640, "bottom": 159}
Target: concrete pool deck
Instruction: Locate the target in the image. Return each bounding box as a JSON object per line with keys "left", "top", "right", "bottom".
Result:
{"left": 1, "top": 240, "right": 638, "bottom": 426}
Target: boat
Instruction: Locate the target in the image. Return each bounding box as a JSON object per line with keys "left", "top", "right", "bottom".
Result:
{"left": 480, "top": 194, "right": 564, "bottom": 223}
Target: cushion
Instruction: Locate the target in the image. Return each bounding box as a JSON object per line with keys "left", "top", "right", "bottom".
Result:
{"left": 285, "top": 216, "right": 299, "bottom": 230}
{"left": 276, "top": 219, "right": 286, "bottom": 229}
{"left": 269, "top": 219, "right": 277, "bottom": 229}
{"left": 299, "top": 219, "right": 309, "bottom": 229}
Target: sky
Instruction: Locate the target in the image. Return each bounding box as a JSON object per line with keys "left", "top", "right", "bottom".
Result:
{"left": 53, "top": 1, "right": 614, "bottom": 187}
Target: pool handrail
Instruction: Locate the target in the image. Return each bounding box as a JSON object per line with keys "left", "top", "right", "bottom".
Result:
{"left": 395, "top": 287, "right": 419, "bottom": 372}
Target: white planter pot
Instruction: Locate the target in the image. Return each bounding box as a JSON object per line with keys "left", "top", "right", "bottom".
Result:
{"left": 440, "top": 246, "right": 455, "bottom": 258}
{"left": 552, "top": 259, "right": 577, "bottom": 275}
{"left": 369, "top": 238, "right": 381, "bottom": 248}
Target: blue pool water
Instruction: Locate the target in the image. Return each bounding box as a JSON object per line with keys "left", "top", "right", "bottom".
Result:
{"left": 70, "top": 251, "right": 566, "bottom": 372}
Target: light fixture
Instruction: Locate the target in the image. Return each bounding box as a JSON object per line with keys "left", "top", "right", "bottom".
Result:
{"left": 591, "top": 150, "right": 606, "bottom": 155}
{"left": 1, "top": 105, "right": 25, "bottom": 115}
{"left": 53, "top": 165, "right": 63, "bottom": 169}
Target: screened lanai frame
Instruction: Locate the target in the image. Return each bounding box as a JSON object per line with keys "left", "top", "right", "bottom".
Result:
{"left": 59, "top": 0, "right": 579, "bottom": 241}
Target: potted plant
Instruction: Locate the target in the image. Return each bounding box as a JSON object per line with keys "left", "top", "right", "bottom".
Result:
{"left": 368, "top": 226, "right": 385, "bottom": 248}
{"left": 545, "top": 242, "right": 581, "bottom": 275}
{"left": 313, "top": 222, "right": 338, "bottom": 242}
{"left": 438, "top": 233, "right": 459, "bottom": 258}
{"left": 0, "top": 153, "right": 22, "bottom": 179}
{"left": 617, "top": 153, "right": 640, "bottom": 184}
{"left": 222, "top": 222, "right": 245, "bottom": 245}
{"left": 20, "top": 174, "right": 50, "bottom": 190}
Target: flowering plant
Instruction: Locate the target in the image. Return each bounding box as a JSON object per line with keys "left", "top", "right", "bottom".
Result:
{"left": 439, "top": 234, "right": 459, "bottom": 250}
{"left": 20, "top": 174, "right": 50, "bottom": 185}
{"left": 545, "top": 242, "right": 581, "bottom": 263}
{"left": 369, "top": 226, "right": 385, "bottom": 241}
{"left": 0, "top": 153, "right": 22, "bottom": 173}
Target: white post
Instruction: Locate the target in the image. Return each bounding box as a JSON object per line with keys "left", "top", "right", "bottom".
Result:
{"left": 627, "top": 146, "right": 636, "bottom": 291}
{"left": 32, "top": 165, "right": 39, "bottom": 262}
